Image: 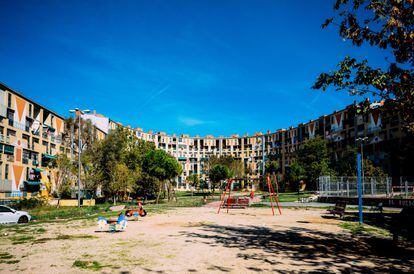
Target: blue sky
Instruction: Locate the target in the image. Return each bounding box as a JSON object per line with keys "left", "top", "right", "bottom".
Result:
{"left": 0, "top": 0, "right": 388, "bottom": 136}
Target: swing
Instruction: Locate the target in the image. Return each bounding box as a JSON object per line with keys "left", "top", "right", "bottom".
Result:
{"left": 217, "top": 175, "right": 282, "bottom": 215}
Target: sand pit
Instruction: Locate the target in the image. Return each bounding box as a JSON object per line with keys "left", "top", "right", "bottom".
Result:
{"left": 1, "top": 206, "right": 413, "bottom": 273}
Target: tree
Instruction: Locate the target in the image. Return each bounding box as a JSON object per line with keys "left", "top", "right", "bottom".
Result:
{"left": 207, "top": 155, "right": 244, "bottom": 178}
{"left": 108, "top": 163, "right": 133, "bottom": 204}
{"left": 313, "top": 0, "right": 414, "bottom": 131}
{"left": 54, "top": 154, "right": 75, "bottom": 199}
{"left": 331, "top": 146, "right": 387, "bottom": 177}
{"left": 265, "top": 158, "right": 280, "bottom": 176}
{"left": 296, "top": 137, "right": 333, "bottom": 189}
{"left": 286, "top": 160, "right": 306, "bottom": 191}
{"left": 143, "top": 149, "right": 182, "bottom": 203}
{"left": 331, "top": 146, "right": 359, "bottom": 176}
{"left": 208, "top": 164, "right": 232, "bottom": 193}
{"left": 64, "top": 117, "right": 97, "bottom": 153}
{"left": 187, "top": 173, "right": 200, "bottom": 190}
{"left": 363, "top": 158, "right": 387, "bottom": 177}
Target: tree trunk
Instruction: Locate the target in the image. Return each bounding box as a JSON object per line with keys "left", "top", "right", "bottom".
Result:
{"left": 113, "top": 195, "right": 116, "bottom": 205}
{"left": 156, "top": 181, "right": 163, "bottom": 204}
{"left": 167, "top": 182, "right": 171, "bottom": 201}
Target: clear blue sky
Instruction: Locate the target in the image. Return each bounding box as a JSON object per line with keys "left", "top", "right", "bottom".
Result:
{"left": 0, "top": 0, "right": 387, "bottom": 136}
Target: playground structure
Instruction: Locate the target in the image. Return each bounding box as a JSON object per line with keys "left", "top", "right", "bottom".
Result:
{"left": 217, "top": 176, "right": 282, "bottom": 215}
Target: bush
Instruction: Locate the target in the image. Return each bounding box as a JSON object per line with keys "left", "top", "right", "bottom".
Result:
{"left": 9, "top": 197, "right": 47, "bottom": 210}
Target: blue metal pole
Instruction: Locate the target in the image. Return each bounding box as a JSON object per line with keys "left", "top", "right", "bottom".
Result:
{"left": 357, "top": 153, "right": 363, "bottom": 224}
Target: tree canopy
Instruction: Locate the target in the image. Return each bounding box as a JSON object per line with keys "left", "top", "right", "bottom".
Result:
{"left": 208, "top": 164, "right": 232, "bottom": 193}
{"left": 296, "top": 137, "right": 333, "bottom": 188}
{"left": 313, "top": 0, "right": 414, "bottom": 131}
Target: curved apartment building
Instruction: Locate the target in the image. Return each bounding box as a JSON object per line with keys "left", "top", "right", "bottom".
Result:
{"left": 1, "top": 81, "right": 409, "bottom": 195}
{"left": 121, "top": 99, "right": 409, "bottom": 189}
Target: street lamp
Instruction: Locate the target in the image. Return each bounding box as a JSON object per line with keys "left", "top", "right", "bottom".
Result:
{"left": 356, "top": 137, "right": 368, "bottom": 183}
{"left": 69, "top": 108, "right": 90, "bottom": 207}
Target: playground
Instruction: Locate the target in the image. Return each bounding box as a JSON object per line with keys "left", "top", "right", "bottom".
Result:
{"left": 1, "top": 205, "right": 413, "bottom": 273}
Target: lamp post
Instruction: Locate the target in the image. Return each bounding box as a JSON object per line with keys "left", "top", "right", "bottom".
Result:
{"left": 69, "top": 108, "right": 90, "bottom": 207}
{"left": 356, "top": 137, "right": 368, "bottom": 184}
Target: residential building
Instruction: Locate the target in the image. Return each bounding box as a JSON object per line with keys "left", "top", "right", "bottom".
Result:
{"left": 0, "top": 83, "right": 68, "bottom": 198}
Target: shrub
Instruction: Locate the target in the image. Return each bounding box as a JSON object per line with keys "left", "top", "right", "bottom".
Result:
{"left": 9, "top": 197, "right": 47, "bottom": 210}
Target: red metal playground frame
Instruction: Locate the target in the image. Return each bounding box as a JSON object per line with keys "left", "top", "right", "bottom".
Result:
{"left": 217, "top": 175, "right": 282, "bottom": 215}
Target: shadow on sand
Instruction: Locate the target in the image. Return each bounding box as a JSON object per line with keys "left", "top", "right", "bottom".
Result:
{"left": 181, "top": 222, "right": 414, "bottom": 273}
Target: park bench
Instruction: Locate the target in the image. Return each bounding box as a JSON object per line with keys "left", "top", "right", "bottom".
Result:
{"left": 327, "top": 202, "right": 347, "bottom": 218}
{"left": 369, "top": 202, "right": 383, "bottom": 214}
{"left": 223, "top": 197, "right": 250, "bottom": 208}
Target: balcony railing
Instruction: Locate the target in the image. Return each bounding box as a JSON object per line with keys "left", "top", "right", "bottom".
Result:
{"left": 0, "top": 134, "right": 10, "bottom": 144}
{"left": 0, "top": 104, "right": 7, "bottom": 118}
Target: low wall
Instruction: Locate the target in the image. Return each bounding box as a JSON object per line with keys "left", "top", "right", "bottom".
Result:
{"left": 54, "top": 199, "right": 96, "bottom": 206}
{"left": 319, "top": 196, "right": 414, "bottom": 208}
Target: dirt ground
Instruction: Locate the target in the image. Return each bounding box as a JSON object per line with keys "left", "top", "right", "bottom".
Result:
{"left": 1, "top": 205, "right": 413, "bottom": 273}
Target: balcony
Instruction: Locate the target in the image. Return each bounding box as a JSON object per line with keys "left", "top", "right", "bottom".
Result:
{"left": 8, "top": 119, "right": 28, "bottom": 132}
{"left": 0, "top": 104, "right": 7, "bottom": 118}
{"left": 367, "top": 126, "right": 381, "bottom": 133}
{"left": 0, "top": 134, "right": 10, "bottom": 144}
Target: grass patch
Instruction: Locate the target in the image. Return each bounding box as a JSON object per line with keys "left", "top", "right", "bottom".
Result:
{"left": 0, "top": 252, "right": 13, "bottom": 260}
{"left": 10, "top": 235, "right": 35, "bottom": 245}
{"left": 36, "top": 228, "right": 46, "bottom": 233}
{"left": 261, "top": 191, "right": 313, "bottom": 203}
{"left": 0, "top": 259, "right": 20, "bottom": 264}
{"left": 33, "top": 234, "right": 97, "bottom": 244}
{"left": 0, "top": 252, "right": 19, "bottom": 265}
{"left": 72, "top": 260, "right": 105, "bottom": 271}
{"left": 339, "top": 222, "right": 391, "bottom": 237}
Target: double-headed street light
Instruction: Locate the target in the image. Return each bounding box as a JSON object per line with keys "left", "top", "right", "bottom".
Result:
{"left": 69, "top": 108, "right": 90, "bottom": 207}
{"left": 356, "top": 137, "right": 368, "bottom": 183}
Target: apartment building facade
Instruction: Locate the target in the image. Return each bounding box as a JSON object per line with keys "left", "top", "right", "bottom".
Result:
{"left": 133, "top": 99, "right": 410, "bottom": 188}
{"left": 78, "top": 99, "right": 411, "bottom": 190}
{"left": 0, "top": 83, "right": 67, "bottom": 198}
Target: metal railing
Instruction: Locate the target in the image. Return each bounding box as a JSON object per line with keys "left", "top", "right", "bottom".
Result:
{"left": 318, "top": 176, "right": 393, "bottom": 198}
{"left": 0, "top": 134, "right": 10, "bottom": 144}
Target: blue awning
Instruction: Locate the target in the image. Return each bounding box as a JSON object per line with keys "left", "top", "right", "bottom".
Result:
{"left": 24, "top": 181, "right": 41, "bottom": 186}
{"left": 42, "top": 153, "right": 56, "bottom": 159}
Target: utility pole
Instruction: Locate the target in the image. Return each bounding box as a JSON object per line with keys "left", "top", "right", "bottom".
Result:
{"left": 69, "top": 108, "right": 90, "bottom": 207}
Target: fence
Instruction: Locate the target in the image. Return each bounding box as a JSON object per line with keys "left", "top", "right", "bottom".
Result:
{"left": 318, "top": 176, "right": 412, "bottom": 198}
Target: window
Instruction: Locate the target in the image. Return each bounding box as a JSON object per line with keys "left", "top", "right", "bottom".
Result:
{"left": 7, "top": 109, "right": 14, "bottom": 126}
{"left": 7, "top": 129, "right": 16, "bottom": 137}
{"left": 0, "top": 206, "right": 13, "bottom": 213}
{"left": 29, "top": 104, "right": 32, "bottom": 118}
{"left": 7, "top": 93, "right": 11, "bottom": 108}
{"left": 26, "top": 167, "right": 29, "bottom": 180}
{"left": 5, "top": 164, "right": 9, "bottom": 179}
{"left": 23, "top": 150, "right": 30, "bottom": 164}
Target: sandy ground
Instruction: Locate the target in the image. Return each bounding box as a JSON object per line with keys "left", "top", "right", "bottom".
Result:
{"left": 1, "top": 205, "right": 413, "bottom": 273}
